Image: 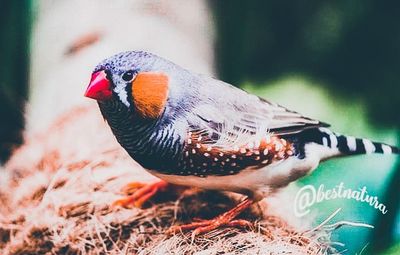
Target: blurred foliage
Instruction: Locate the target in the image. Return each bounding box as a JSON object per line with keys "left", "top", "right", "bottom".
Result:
{"left": 211, "top": 0, "right": 400, "bottom": 126}
{"left": 382, "top": 243, "right": 400, "bottom": 255}
{"left": 0, "top": 1, "right": 31, "bottom": 163}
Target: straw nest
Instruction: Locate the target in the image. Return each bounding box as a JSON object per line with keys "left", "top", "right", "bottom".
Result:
{"left": 0, "top": 106, "right": 356, "bottom": 254}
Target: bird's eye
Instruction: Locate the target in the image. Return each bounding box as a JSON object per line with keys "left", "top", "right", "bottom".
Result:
{"left": 122, "top": 71, "right": 135, "bottom": 82}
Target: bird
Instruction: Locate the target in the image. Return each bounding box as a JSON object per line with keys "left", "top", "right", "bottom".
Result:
{"left": 84, "top": 50, "right": 399, "bottom": 236}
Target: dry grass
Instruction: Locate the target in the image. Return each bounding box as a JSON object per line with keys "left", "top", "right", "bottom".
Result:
{"left": 0, "top": 106, "right": 361, "bottom": 254}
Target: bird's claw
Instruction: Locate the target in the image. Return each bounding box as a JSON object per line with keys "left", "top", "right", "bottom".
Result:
{"left": 113, "top": 180, "right": 169, "bottom": 208}
{"left": 166, "top": 198, "right": 254, "bottom": 238}
{"left": 166, "top": 218, "right": 253, "bottom": 238}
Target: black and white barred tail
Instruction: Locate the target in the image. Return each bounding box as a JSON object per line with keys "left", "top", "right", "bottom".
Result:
{"left": 299, "top": 127, "right": 399, "bottom": 159}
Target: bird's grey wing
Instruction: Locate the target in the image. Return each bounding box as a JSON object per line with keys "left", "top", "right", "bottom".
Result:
{"left": 188, "top": 77, "right": 329, "bottom": 148}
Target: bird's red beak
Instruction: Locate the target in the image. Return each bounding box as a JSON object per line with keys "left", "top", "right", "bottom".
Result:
{"left": 84, "top": 70, "right": 112, "bottom": 101}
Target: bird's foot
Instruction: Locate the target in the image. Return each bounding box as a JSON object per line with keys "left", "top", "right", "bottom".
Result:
{"left": 166, "top": 198, "right": 254, "bottom": 238}
{"left": 113, "top": 180, "right": 169, "bottom": 208}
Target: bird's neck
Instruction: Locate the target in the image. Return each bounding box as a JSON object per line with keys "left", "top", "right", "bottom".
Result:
{"left": 98, "top": 101, "right": 182, "bottom": 170}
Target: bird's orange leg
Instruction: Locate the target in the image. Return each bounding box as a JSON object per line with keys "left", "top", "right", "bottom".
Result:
{"left": 113, "top": 180, "right": 169, "bottom": 208}
{"left": 166, "top": 198, "right": 254, "bottom": 237}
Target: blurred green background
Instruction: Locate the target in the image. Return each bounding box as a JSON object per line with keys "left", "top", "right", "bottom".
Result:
{"left": 1, "top": 0, "right": 399, "bottom": 254}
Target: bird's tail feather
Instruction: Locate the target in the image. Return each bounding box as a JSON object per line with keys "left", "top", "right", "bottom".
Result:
{"left": 315, "top": 127, "right": 399, "bottom": 156}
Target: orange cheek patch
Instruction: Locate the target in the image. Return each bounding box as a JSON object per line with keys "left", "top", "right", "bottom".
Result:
{"left": 131, "top": 72, "right": 169, "bottom": 118}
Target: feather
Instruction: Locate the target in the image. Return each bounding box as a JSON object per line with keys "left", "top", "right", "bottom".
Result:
{"left": 186, "top": 76, "right": 329, "bottom": 150}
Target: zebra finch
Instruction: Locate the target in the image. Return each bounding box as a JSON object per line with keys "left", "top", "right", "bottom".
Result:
{"left": 84, "top": 51, "right": 399, "bottom": 236}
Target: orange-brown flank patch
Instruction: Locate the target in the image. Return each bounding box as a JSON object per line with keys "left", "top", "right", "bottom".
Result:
{"left": 180, "top": 131, "right": 294, "bottom": 176}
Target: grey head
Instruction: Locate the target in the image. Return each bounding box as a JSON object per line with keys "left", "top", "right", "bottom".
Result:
{"left": 85, "top": 51, "right": 193, "bottom": 171}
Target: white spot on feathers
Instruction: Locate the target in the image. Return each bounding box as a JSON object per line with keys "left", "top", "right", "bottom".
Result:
{"left": 329, "top": 134, "right": 338, "bottom": 148}
{"left": 346, "top": 136, "right": 357, "bottom": 151}
{"left": 322, "top": 137, "right": 328, "bottom": 147}
{"left": 382, "top": 145, "right": 392, "bottom": 154}
{"left": 363, "top": 139, "right": 375, "bottom": 154}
